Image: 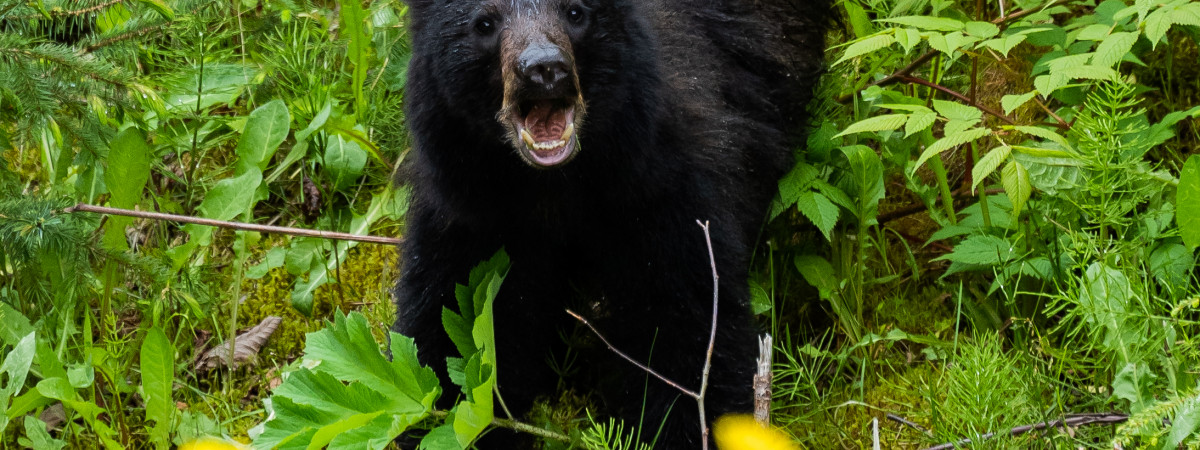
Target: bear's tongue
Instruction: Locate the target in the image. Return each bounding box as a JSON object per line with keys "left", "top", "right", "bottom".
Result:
{"left": 525, "top": 101, "right": 568, "bottom": 143}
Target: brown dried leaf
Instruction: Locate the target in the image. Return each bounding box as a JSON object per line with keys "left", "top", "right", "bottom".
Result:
{"left": 195, "top": 316, "right": 283, "bottom": 371}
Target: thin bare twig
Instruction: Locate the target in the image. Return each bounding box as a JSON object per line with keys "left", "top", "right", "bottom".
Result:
{"left": 696, "top": 219, "right": 720, "bottom": 449}
{"left": 921, "top": 413, "right": 1128, "bottom": 450}
{"left": 63, "top": 203, "right": 402, "bottom": 245}
{"left": 564, "top": 309, "right": 700, "bottom": 399}
{"left": 566, "top": 219, "right": 727, "bottom": 450}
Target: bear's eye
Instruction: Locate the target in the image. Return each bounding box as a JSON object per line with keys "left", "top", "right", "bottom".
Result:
{"left": 474, "top": 17, "right": 496, "bottom": 36}
{"left": 567, "top": 6, "right": 586, "bottom": 25}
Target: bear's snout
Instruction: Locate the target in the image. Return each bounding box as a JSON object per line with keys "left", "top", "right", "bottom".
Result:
{"left": 518, "top": 43, "right": 570, "bottom": 91}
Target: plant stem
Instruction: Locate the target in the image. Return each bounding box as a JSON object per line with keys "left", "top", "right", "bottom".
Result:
{"left": 928, "top": 157, "right": 958, "bottom": 225}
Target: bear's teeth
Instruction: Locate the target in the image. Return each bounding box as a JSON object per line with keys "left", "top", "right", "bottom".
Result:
{"left": 561, "top": 123, "right": 575, "bottom": 141}
{"left": 520, "top": 129, "right": 537, "bottom": 148}
{"left": 532, "top": 140, "right": 565, "bottom": 150}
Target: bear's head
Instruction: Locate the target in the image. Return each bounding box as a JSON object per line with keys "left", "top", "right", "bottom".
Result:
{"left": 404, "top": 0, "right": 654, "bottom": 169}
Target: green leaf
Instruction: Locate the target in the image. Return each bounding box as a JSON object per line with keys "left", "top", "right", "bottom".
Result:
{"left": 197, "top": 170, "right": 263, "bottom": 222}
{"left": 963, "top": 21, "right": 999, "bottom": 38}
{"left": 905, "top": 111, "right": 937, "bottom": 137}
{"left": 933, "top": 235, "right": 1014, "bottom": 265}
{"left": 835, "top": 34, "right": 895, "bottom": 65}
{"left": 140, "top": 327, "right": 175, "bottom": 449}
{"left": 136, "top": 0, "right": 174, "bottom": 20}
{"left": 914, "top": 127, "right": 991, "bottom": 170}
{"left": 1013, "top": 125, "right": 1073, "bottom": 152}
{"left": 835, "top": 114, "right": 907, "bottom": 137}
{"left": 1144, "top": 8, "right": 1171, "bottom": 48}
{"left": 981, "top": 33, "right": 1026, "bottom": 56}
{"left": 777, "top": 162, "right": 820, "bottom": 208}
{"left": 795, "top": 192, "right": 839, "bottom": 241}
{"left": 844, "top": 0, "right": 874, "bottom": 38}
{"left": 1057, "top": 65, "right": 1117, "bottom": 81}
{"left": 1001, "top": 160, "right": 1032, "bottom": 218}
{"left": 1178, "top": 155, "right": 1200, "bottom": 250}
{"left": 303, "top": 312, "right": 441, "bottom": 410}
{"left": 880, "top": 16, "right": 964, "bottom": 31}
{"left": 932, "top": 99, "right": 981, "bottom": 122}
{"left": 894, "top": 27, "right": 923, "bottom": 54}
{"left": 1, "top": 333, "right": 37, "bottom": 432}
{"left": 972, "top": 145, "right": 1011, "bottom": 193}
{"left": 1034, "top": 73, "right": 1069, "bottom": 97}
{"left": 324, "top": 135, "right": 368, "bottom": 189}
{"left": 841, "top": 145, "right": 885, "bottom": 225}
{"left": 1166, "top": 395, "right": 1200, "bottom": 449}
{"left": 1001, "top": 91, "right": 1038, "bottom": 115}
{"left": 19, "top": 416, "right": 65, "bottom": 450}
{"left": 794, "top": 255, "right": 836, "bottom": 300}
{"left": 236, "top": 99, "right": 291, "bottom": 175}
{"left": 1090, "top": 32, "right": 1137, "bottom": 68}
{"left": 103, "top": 127, "right": 151, "bottom": 250}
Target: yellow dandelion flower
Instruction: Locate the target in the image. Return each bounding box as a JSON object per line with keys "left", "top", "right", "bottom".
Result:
{"left": 178, "top": 437, "right": 249, "bottom": 450}
{"left": 713, "top": 414, "right": 800, "bottom": 450}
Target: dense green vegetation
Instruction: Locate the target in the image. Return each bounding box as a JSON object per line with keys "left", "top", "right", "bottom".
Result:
{"left": 1, "top": 0, "right": 1198, "bottom": 448}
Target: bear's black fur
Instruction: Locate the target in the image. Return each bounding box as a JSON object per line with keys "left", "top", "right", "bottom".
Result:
{"left": 393, "top": 0, "right": 827, "bottom": 447}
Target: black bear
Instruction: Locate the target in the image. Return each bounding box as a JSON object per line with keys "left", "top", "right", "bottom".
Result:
{"left": 393, "top": 0, "right": 827, "bottom": 447}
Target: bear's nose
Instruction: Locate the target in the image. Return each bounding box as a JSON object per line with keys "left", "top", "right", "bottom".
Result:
{"left": 518, "top": 43, "right": 569, "bottom": 89}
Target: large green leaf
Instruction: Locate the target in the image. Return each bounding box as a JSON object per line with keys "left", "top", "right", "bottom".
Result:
{"left": 140, "top": 326, "right": 175, "bottom": 449}
{"left": 254, "top": 312, "right": 439, "bottom": 450}
{"left": 236, "top": 99, "right": 291, "bottom": 175}
{"left": 324, "top": 135, "right": 368, "bottom": 189}
{"left": 303, "top": 313, "right": 440, "bottom": 409}
{"left": 1, "top": 333, "right": 37, "bottom": 432}
{"left": 103, "top": 127, "right": 151, "bottom": 250}
{"left": 1178, "top": 155, "right": 1200, "bottom": 250}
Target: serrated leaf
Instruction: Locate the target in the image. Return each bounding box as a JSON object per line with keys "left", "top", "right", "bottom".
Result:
{"left": 1001, "top": 160, "right": 1032, "bottom": 218}
{"left": 1144, "top": 8, "right": 1171, "bottom": 48}
{"left": 834, "top": 33, "right": 896, "bottom": 65}
{"left": 964, "top": 21, "right": 999, "bottom": 38}
{"left": 1001, "top": 91, "right": 1038, "bottom": 115}
{"left": 1178, "top": 155, "right": 1200, "bottom": 250}
{"left": 1075, "top": 24, "right": 1114, "bottom": 41}
{"left": 1046, "top": 53, "right": 1094, "bottom": 73}
{"left": 834, "top": 114, "right": 908, "bottom": 137}
{"left": 1013, "top": 125, "right": 1073, "bottom": 152}
{"left": 140, "top": 327, "right": 174, "bottom": 448}
{"left": 932, "top": 99, "right": 981, "bottom": 122}
{"left": 895, "top": 27, "right": 923, "bottom": 54}
{"left": 1165, "top": 395, "right": 1200, "bottom": 448}
{"left": 933, "top": 234, "right": 1015, "bottom": 265}
{"left": 905, "top": 111, "right": 937, "bottom": 137}
{"left": 1034, "top": 73, "right": 1069, "bottom": 97}
{"left": 796, "top": 192, "right": 839, "bottom": 241}
{"left": 914, "top": 127, "right": 991, "bottom": 170}
{"left": 1057, "top": 65, "right": 1117, "bottom": 80}
{"left": 880, "top": 16, "right": 964, "bottom": 31}
{"left": 777, "top": 162, "right": 820, "bottom": 207}
{"left": 302, "top": 312, "right": 440, "bottom": 410}
{"left": 972, "top": 145, "right": 1011, "bottom": 193}
{"left": 1090, "top": 32, "right": 1137, "bottom": 68}
{"left": 982, "top": 33, "right": 1026, "bottom": 56}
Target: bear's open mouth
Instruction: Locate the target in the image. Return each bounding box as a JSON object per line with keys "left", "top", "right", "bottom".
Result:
{"left": 507, "top": 98, "right": 581, "bottom": 168}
